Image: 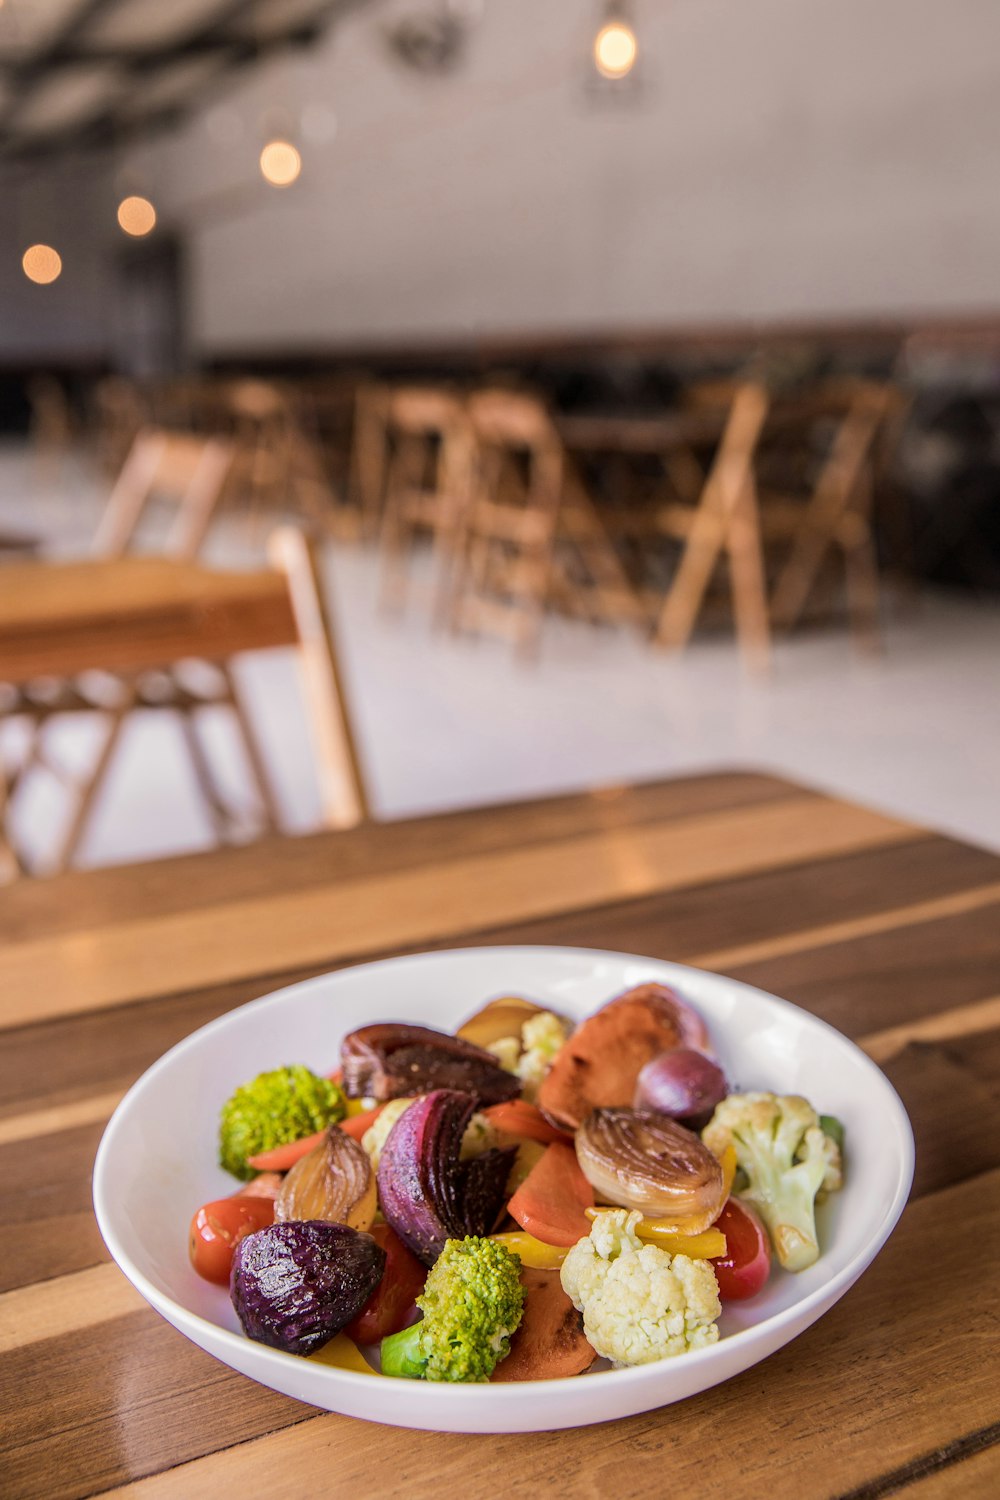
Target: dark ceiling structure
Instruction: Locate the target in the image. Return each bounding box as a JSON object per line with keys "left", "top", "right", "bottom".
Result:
{"left": 0, "top": 0, "right": 375, "bottom": 161}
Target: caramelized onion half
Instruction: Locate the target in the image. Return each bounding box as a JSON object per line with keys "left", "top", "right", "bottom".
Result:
{"left": 575, "top": 1108, "right": 725, "bottom": 1233}
{"left": 274, "top": 1126, "right": 376, "bottom": 1230}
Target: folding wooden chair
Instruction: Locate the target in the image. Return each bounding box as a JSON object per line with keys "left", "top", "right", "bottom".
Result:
{"left": 348, "top": 381, "right": 393, "bottom": 538}
{"left": 5, "top": 428, "right": 283, "bottom": 874}
{"left": 449, "top": 389, "right": 644, "bottom": 657}
{"left": 378, "top": 386, "right": 475, "bottom": 617}
{"left": 225, "top": 379, "right": 337, "bottom": 535}
{"left": 764, "top": 379, "right": 902, "bottom": 648}
{"left": 652, "top": 381, "right": 772, "bottom": 669}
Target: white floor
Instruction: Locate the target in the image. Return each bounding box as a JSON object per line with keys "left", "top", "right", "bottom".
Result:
{"left": 3, "top": 440, "right": 1000, "bottom": 870}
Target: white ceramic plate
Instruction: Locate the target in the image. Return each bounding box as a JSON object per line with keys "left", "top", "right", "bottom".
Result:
{"left": 94, "top": 946, "right": 913, "bottom": 1433}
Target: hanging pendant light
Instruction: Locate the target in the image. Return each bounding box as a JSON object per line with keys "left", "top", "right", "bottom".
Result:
{"left": 22, "top": 243, "right": 62, "bottom": 285}
{"left": 593, "top": 2, "right": 638, "bottom": 80}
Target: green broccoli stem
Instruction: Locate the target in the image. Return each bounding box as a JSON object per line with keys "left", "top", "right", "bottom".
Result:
{"left": 380, "top": 1320, "right": 428, "bottom": 1380}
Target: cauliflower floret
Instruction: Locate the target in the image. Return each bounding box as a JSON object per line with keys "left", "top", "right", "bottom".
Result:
{"left": 361, "top": 1096, "right": 497, "bottom": 1170}
{"left": 486, "top": 1010, "right": 570, "bottom": 1100}
{"left": 702, "top": 1092, "right": 843, "bottom": 1271}
{"left": 560, "top": 1209, "right": 721, "bottom": 1367}
{"left": 486, "top": 1036, "right": 521, "bottom": 1074}
{"left": 516, "top": 1011, "right": 571, "bottom": 1099}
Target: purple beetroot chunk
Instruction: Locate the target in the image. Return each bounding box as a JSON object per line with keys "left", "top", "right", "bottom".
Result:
{"left": 230, "top": 1220, "right": 386, "bottom": 1356}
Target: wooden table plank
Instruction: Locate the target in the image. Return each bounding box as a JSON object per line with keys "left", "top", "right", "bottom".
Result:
{"left": 1, "top": 771, "right": 998, "bottom": 1500}
{"left": 5, "top": 1168, "right": 992, "bottom": 1500}
{"left": 0, "top": 792, "right": 915, "bottom": 1025}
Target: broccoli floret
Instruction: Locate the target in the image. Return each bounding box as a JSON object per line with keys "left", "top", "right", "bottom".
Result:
{"left": 380, "top": 1236, "right": 524, "bottom": 1382}
{"left": 560, "top": 1209, "right": 721, "bottom": 1367}
{"left": 702, "top": 1092, "right": 843, "bottom": 1272}
{"left": 219, "top": 1064, "right": 346, "bottom": 1180}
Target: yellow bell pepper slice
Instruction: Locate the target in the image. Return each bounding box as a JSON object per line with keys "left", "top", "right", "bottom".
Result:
{"left": 583, "top": 1206, "right": 727, "bottom": 1259}
{"left": 490, "top": 1230, "right": 570, "bottom": 1268}
{"left": 310, "top": 1333, "right": 379, "bottom": 1375}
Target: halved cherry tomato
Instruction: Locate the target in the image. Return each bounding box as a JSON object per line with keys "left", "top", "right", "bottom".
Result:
{"left": 710, "top": 1197, "right": 771, "bottom": 1301}
{"left": 189, "top": 1196, "right": 275, "bottom": 1284}
{"left": 344, "top": 1223, "right": 426, "bottom": 1344}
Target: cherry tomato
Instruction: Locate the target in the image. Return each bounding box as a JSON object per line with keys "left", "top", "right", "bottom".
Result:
{"left": 710, "top": 1198, "right": 771, "bottom": 1301}
{"left": 344, "top": 1223, "right": 426, "bottom": 1344}
{"left": 189, "top": 1196, "right": 275, "bottom": 1285}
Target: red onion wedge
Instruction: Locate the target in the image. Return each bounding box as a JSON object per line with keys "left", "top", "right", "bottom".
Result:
{"left": 376, "top": 1089, "right": 516, "bottom": 1265}
{"left": 341, "top": 1023, "right": 521, "bottom": 1104}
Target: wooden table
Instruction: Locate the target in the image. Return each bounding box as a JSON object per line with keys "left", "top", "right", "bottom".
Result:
{"left": 2, "top": 771, "right": 998, "bottom": 1499}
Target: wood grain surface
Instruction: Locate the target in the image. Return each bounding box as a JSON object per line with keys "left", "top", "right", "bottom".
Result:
{"left": 1, "top": 770, "right": 998, "bottom": 1500}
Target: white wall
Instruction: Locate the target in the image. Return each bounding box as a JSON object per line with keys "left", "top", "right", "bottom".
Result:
{"left": 119, "top": 0, "right": 1000, "bottom": 354}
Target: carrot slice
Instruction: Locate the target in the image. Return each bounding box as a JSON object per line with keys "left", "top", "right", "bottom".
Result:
{"left": 507, "top": 1140, "right": 594, "bottom": 1247}
{"left": 491, "top": 1267, "right": 595, "bottom": 1382}
{"left": 483, "top": 1100, "right": 571, "bottom": 1146}
{"left": 339, "top": 1104, "right": 385, "bottom": 1141}
{"left": 245, "top": 1129, "right": 327, "bottom": 1172}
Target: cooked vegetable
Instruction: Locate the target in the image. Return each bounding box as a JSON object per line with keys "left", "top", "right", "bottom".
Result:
{"left": 456, "top": 996, "right": 548, "bottom": 1049}
{"left": 536, "top": 983, "right": 708, "bottom": 1131}
{"left": 230, "top": 1221, "right": 386, "bottom": 1355}
{"left": 634, "top": 1048, "right": 728, "bottom": 1128}
{"left": 340, "top": 1104, "right": 386, "bottom": 1141}
{"left": 376, "top": 1089, "right": 517, "bottom": 1265}
{"left": 189, "top": 1196, "right": 275, "bottom": 1284}
{"left": 709, "top": 1198, "right": 771, "bottom": 1300}
{"left": 560, "top": 1208, "right": 721, "bottom": 1367}
{"left": 481, "top": 1099, "right": 570, "bottom": 1146}
{"left": 490, "top": 1230, "right": 570, "bottom": 1269}
{"left": 576, "top": 1108, "right": 726, "bottom": 1232}
{"left": 702, "top": 1092, "right": 843, "bottom": 1271}
{"left": 504, "top": 1011, "right": 571, "bottom": 1101}
{"left": 219, "top": 1065, "right": 346, "bottom": 1181}
{"left": 274, "top": 1126, "right": 377, "bottom": 1230}
{"left": 507, "top": 1139, "right": 595, "bottom": 1246}
{"left": 361, "top": 1095, "right": 499, "bottom": 1172}
{"left": 246, "top": 1130, "right": 326, "bottom": 1173}
{"left": 234, "top": 1172, "right": 283, "bottom": 1200}
{"left": 344, "top": 1223, "right": 427, "bottom": 1344}
{"left": 380, "top": 1235, "right": 524, "bottom": 1382}
{"left": 491, "top": 1267, "right": 595, "bottom": 1382}
{"left": 340, "top": 1022, "right": 521, "bottom": 1104}
{"left": 582, "top": 1209, "right": 727, "bottom": 1260}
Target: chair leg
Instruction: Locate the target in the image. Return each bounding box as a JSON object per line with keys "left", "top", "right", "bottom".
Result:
{"left": 177, "top": 707, "right": 233, "bottom": 843}
{"left": 727, "top": 482, "right": 771, "bottom": 672}
{"left": 51, "top": 695, "right": 135, "bottom": 873}
{"left": 654, "top": 492, "right": 727, "bottom": 649}
{"left": 220, "top": 662, "right": 284, "bottom": 832}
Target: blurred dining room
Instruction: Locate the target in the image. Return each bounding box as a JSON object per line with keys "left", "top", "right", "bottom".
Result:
{"left": 3, "top": 3, "right": 1000, "bottom": 1499}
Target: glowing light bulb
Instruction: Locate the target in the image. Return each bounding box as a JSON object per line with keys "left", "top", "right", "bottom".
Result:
{"left": 594, "top": 20, "right": 637, "bottom": 79}
{"left": 22, "top": 244, "right": 62, "bottom": 285}
{"left": 259, "top": 139, "right": 302, "bottom": 187}
{"left": 117, "top": 195, "right": 157, "bottom": 237}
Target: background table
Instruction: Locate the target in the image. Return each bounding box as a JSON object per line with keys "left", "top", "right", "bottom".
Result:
{"left": 1, "top": 771, "right": 998, "bottom": 1498}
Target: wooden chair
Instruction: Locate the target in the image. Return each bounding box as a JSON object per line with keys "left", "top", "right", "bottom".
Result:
{"left": 225, "top": 379, "right": 337, "bottom": 536}
{"left": 652, "top": 381, "right": 772, "bottom": 669}
{"left": 4, "top": 428, "right": 284, "bottom": 874}
{"left": 763, "top": 380, "right": 904, "bottom": 648}
{"left": 27, "top": 375, "right": 75, "bottom": 488}
{"left": 348, "top": 381, "right": 393, "bottom": 538}
{"left": 378, "top": 386, "right": 475, "bottom": 617}
{"left": 449, "top": 389, "right": 644, "bottom": 656}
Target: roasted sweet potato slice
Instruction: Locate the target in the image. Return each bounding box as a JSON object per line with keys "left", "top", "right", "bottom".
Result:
{"left": 536, "top": 984, "right": 703, "bottom": 1131}
{"left": 491, "top": 1267, "right": 595, "bottom": 1382}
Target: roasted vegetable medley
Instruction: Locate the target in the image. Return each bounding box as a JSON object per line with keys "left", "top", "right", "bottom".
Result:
{"left": 189, "top": 983, "right": 844, "bottom": 1382}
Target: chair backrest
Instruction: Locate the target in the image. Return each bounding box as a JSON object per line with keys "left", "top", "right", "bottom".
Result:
{"left": 465, "top": 388, "right": 564, "bottom": 513}
{"left": 91, "top": 427, "right": 234, "bottom": 561}
{"left": 385, "top": 386, "right": 474, "bottom": 499}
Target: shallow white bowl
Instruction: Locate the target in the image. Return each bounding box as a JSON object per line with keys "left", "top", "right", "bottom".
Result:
{"left": 93, "top": 946, "right": 913, "bottom": 1433}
